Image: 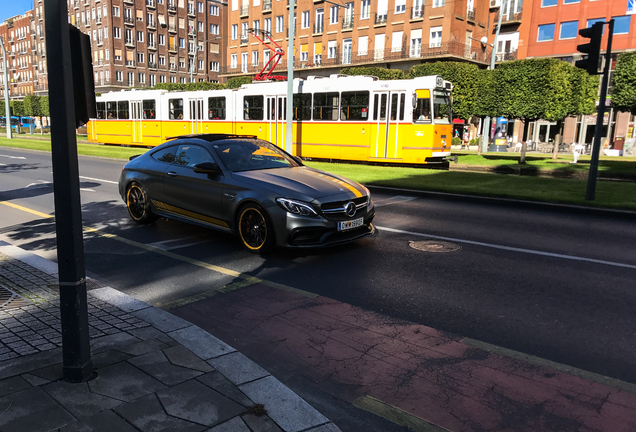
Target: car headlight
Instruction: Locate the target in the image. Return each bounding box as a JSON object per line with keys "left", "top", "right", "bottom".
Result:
{"left": 276, "top": 198, "right": 318, "bottom": 217}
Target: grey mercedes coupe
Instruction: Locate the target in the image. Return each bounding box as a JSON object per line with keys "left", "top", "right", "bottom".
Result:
{"left": 118, "top": 134, "right": 375, "bottom": 253}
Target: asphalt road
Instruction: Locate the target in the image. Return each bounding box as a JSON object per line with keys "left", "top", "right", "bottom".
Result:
{"left": 1, "top": 147, "right": 636, "bottom": 430}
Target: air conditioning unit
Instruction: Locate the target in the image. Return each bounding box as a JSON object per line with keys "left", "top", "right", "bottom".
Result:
{"left": 489, "top": 0, "right": 501, "bottom": 9}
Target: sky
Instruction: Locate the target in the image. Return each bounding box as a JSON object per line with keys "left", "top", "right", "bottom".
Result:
{"left": 0, "top": 0, "right": 35, "bottom": 24}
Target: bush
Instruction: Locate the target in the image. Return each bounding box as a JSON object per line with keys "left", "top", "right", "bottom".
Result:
{"left": 225, "top": 76, "right": 254, "bottom": 89}
{"left": 340, "top": 67, "right": 405, "bottom": 80}
{"left": 452, "top": 137, "right": 462, "bottom": 147}
{"left": 469, "top": 138, "right": 479, "bottom": 147}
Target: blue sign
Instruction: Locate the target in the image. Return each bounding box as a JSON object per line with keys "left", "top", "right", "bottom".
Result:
{"left": 628, "top": 0, "right": 635, "bottom": 15}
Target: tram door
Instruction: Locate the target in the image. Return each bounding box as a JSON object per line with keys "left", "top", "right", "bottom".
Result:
{"left": 373, "top": 92, "right": 403, "bottom": 159}
{"left": 131, "top": 101, "right": 143, "bottom": 144}
{"left": 266, "top": 96, "right": 287, "bottom": 149}
{"left": 189, "top": 99, "right": 204, "bottom": 134}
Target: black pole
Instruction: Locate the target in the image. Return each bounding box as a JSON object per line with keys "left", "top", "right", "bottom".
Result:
{"left": 586, "top": 19, "right": 614, "bottom": 201}
{"left": 44, "top": 0, "right": 93, "bottom": 382}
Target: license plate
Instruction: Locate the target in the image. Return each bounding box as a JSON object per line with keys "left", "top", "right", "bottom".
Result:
{"left": 338, "top": 217, "right": 364, "bottom": 231}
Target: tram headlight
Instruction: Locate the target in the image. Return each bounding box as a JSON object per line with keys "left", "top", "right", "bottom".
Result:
{"left": 442, "top": 140, "right": 447, "bottom": 147}
{"left": 276, "top": 198, "right": 318, "bottom": 217}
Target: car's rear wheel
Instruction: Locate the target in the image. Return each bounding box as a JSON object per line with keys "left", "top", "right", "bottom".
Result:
{"left": 237, "top": 204, "right": 274, "bottom": 253}
{"left": 126, "top": 183, "right": 156, "bottom": 224}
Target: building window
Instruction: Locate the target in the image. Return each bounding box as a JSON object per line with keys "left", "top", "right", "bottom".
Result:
{"left": 198, "top": 1, "right": 203, "bottom": 12}
{"left": 138, "top": 73, "right": 145, "bottom": 84}
{"left": 302, "top": 11, "right": 309, "bottom": 29}
{"left": 113, "top": 6, "right": 120, "bottom": 16}
{"left": 328, "top": 40, "right": 337, "bottom": 58}
{"left": 613, "top": 16, "right": 631, "bottom": 34}
{"left": 360, "top": 0, "right": 370, "bottom": 19}
{"left": 429, "top": 26, "right": 442, "bottom": 47}
{"left": 210, "top": 24, "right": 219, "bottom": 34}
{"left": 537, "top": 23, "right": 555, "bottom": 41}
{"left": 127, "top": 72, "right": 134, "bottom": 86}
{"left": 265, "top": 18, "right": 271, "bottom": 33}
{"left": 210, "top": 4, "right": 219, "bottom": 15}
{"left": 179, "top": 37, "right": 185, "bottom": 48}
{"left": 432, "top": 0, "right": 444, "bottom": 7}
{"left": 160, "top": 75, "right": 166, "bottom": 83}
{"left": 231, "top": 53, "right": 237, "bottom": 68}
{"left": 159, "top": 55, "right": 166, "bottom": 65}
{"left": 252, "top": 51, "right": 259, "bottom": 65}
{"left": 541, "top": 0, "right": 557, "bottom": 6}
{"left": 330, "top": 6, "right": 339, "bottom": 24}
{"left": 137, "top": 52, "right": 145, "bottom": 63}
{"left": 395, "top": 0, "right": 405, "bottom": 14}
{"left": 242, "top": 52, "right": 248, "bottom": 72}
{"left": 563, "top": 0, "right": 579, "bottom": 3}
{"left": 232, "top": 24, "right": 238, "bottom": 39}
{"left": 116, "top": 70, "right": 123, "bottom": 81}
{"left": 276, "top": 16, "right": 284, "bottom": 33}
{"left": 150, "top": 74, "right": 155, "bottom": 86}
{"left": 113, "top": 27, "right": 121, "bottom": 38}
{"left": 159, "top": 34, "right": 165, "bottom": 45}
{"left": 198, "top": 21, "right": 203, "bottom": 32}
{"left": 559, "top": 21, "right": 578, "bottom": 39}
{"left": 137, "top": 31, "right": 144, "bottom": 42}
{"left": 210, "top": 61, "right": 219, "bottom": 71}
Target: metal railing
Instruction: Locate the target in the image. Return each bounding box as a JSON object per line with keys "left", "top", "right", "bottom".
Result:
{"left": 168, "top": 24, "right": 177, "bottom": 32}
{"left": 124, "top": 16, "right": 134, "bottom": 25}
{"left": 466, "top": 9, "right": 475, "bottom": 21}
{"left": 263, "top": 0, "right": 272, "bottom": 12}
{"left": 146, "top": 0, "right": 156, "bottom": 8}
{"left": 240, "top": 5, "right": 249, "bottom": 16}
{"left": 374, "top": 13, "right": 387, "bottom": 25}
{"left": 125, "top": 38, "right": 135, "bottom": 47}
{"left": 125, "top": 60, "right": 135, "bottom": 66}
{"left": 148, "top": 41, "right": 157, "bottom": 49}
{"left": 411, "top": 6, "right": 424, "bottom": 19}
{"left": 240, "top": 35, "right": 249, "bottom": 45}
{"left": 342, "top": 18, "right": 354, "bottom": 30}
{"left": 148, "top": 61, "right": 158, "bottom": 69}
{"left": 495, "top": 50, "right": 517, "bottom": 62}
{"left": 313, "top": 22, "right": 323, "bottom": 34}
{"left": 147, "top": 20, "right": 156, "bottom": 29}
{"left": 167, "top": 4, "right": 177, "bottom": 13}
{"left": 494, "top": 10, "right": 522, "bottom": 23}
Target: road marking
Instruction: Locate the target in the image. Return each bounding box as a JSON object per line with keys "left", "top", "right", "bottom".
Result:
{"left": 0, "top": 201, "right": 53, "bottom": 219}
{"left": 147, "top": 236, "right": 215, "bottom": 251}
{"left": 80, "top": 189, "right": 95, "bottom": 192}
{"left": 377, "top": 225, "right": 636, "bottom": 270}
{"left": 0, "top": 155, "right": 26, "bottom": 160}
{"left": 79, "top": 175, "right": 118, "bottom": 185}
{"left": 353, "top": 396, "right": 450, "bottom": 432}
{"left": 26, "top": 181, "right": 51, "bottom": 188}
{"left": 157, "top": 278, "right": 258, "bottom": 310}
{"left": 374, "top": 195, "right": 418, "bottom": 208}
{"left": 0, "top": 163, "right": 5, "bottom": 166}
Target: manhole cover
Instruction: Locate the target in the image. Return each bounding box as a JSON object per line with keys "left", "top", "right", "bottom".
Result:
{"left": 0, "top": 284, "right": 33, "bottom": 310}
{"left": 409, "top": 240, "right": 461, "bottom": 253}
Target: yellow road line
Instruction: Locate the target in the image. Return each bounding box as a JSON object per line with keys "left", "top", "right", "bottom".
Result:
{"left": 1, "top": 201, "right": 53, "bottom": 219}
{"left": 2, "top": 201, "right": 316, "bottom": 300}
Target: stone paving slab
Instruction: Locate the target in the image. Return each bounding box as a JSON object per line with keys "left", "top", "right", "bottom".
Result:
{"left": 0, "top": 247, "right": 342, "bottom": 432}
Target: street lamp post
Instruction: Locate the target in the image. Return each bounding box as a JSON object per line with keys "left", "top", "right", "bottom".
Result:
{"left": 190, "top": 35, "right": 222, "bottom": 83}
{"left": 0, "top": 37, "right": 11, "bottom": 139}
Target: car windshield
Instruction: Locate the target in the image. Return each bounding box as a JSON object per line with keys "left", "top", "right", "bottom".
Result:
{"left": 212, "top": 139, "right": 298, "bottom": 172}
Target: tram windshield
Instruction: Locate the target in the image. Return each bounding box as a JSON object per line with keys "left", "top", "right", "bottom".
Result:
{"left": 433, "top": 90, "right": 452, "bottom": 124}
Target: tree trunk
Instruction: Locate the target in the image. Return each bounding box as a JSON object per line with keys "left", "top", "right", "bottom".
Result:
{"left": 40, "top": 117, "right": 43, "bottom": 135}
{"left": 552, "top": 120, "right": 565, "bottom": 160}
{"left": 520, "top": 142, "right": 527, "bottom": 164}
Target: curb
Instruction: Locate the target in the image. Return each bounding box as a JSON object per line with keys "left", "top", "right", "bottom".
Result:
{"left": 0, "top": 241, "right": 340, "bottom": 432}
{"left": 366, "top": 184, "right": 636, "bottom": 219}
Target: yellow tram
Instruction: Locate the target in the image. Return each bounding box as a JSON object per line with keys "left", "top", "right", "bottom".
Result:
{"left": 89, "top": 74, "right": 454, "bottom": 165}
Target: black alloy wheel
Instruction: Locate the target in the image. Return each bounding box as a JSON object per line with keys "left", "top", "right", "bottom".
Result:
{"left": 238, "top": 204, "right": 274, "bottom": 253}
{"left": 126, "top": 183, "right": 156, "bottom": 224}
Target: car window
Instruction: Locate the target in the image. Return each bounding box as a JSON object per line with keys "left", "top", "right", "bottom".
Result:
{"left": 151, "top": 146, "right": 178, "bottom": 163}
{"left": 212, "top": 139, "right": 297, "bottom": 172}
{"left": 173, "top": 144, "right": 215, "bottom": 167}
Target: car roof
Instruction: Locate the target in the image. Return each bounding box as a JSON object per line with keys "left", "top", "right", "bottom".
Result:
{"left": 165, "top": 134, "right": 258, "bottom": 142}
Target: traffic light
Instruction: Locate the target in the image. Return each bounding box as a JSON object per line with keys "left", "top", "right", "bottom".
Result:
{"left": 69, "top": 24, "right": 96, "bottom": 127}
{"left": 575, "top": 22, "right": 604, "bottom": 75}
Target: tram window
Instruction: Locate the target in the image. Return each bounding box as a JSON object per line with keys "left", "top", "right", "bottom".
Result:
{"left": 380, "top": 94, "right": 387, "bottom": 121}
{"left": 277, "top": 98, "right": 286, "bottom": 121}
{"left": 96, "top": 102, "right": 106, "bottom": 119}
{"left": 117, "top": 101, "right": 129, "bottom": 119}
{"left": 169, "top": 98, "right": 184, "bottom": 119}
{"left": 208, "top": 97, "right": 226, "bottom": 120}
{"left": 151, "top": 145, "right": 177, "bottom": 164}
{"left": 341, "top": 91, "right": 369, "bottom": 121}
{"left": 244, "top": 95, "right": 264, "bottom": 120}
{"left": 433, "top": 90, "right": 452, "bottom": 123}
{"left": 373, "top": 94, "right": 378, "bottom": 120}
{"left": 399, "top": 93, "right": 405, "bottom": 121}
{"left": 267, "top": 99, "right": 271, "bottom": 121}
{"left": 390, "top": 94, "right": 399, "bottom": 121}
{"left": 413, "top": 97, "right": 432, "bottom": 123}
{"left": 313, "top": 92, "right": 339, "bottom": 121}
{"left": 293, "top": 94, "right": 311, "bottom": 121}
{"left": 106, "top": 101, "right": 117, "bottom": 119}
{"left": 143, "top": 100, "right": 156, "bottom": 119}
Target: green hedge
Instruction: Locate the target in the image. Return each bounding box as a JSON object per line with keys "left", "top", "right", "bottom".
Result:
{"left": 340, "top": 67, "right": 405, "bottom": 80}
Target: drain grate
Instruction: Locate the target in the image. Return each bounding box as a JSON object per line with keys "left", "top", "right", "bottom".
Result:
{"left": 409, "top": 240, "right": 462, "bottom": 253}
{"left": 0, "top": 284, "right": 33, "bottom": 310}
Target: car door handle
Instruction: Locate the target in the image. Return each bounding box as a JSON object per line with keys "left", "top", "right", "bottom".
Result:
{"left": 167, "top": 171, "right": 178, "bottom": 177}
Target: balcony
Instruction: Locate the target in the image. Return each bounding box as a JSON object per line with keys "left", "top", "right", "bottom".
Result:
{"left": 495, "top": 50, "right": 517, "bottom": 62}
{"left": 313, "top": 22, "right": 323, "bottom": 34}
{"left": 123, "top": 0, "right": 133, "bottom": 4}
{"left": 148, "top": 41, "right": 157, "bottom": 50}
{"left": 169, "top": 65, "right": 177, "bottom": 72}
{"left": 168, "top": 24, "right": 177, "bottom": 33}
{"left": 147, "top": 20, "right": 156, "bottom": 29}
{"left": 96, "top": 18, "right": 102, "bottom": 25}
{"left": 466, "top": 9, "right": 475, "bottom": 22}
{"left": 494, "top": 10, "right": 522, "bottom": 25}
{"left": 168, "top": 45, "right": 177, "bottom": 53}
{"left": 167, "top": 4, "right": 177, "bottom": 13}
{"left": 262, "top": 0, "right": 272, "bottom": 13}
{"left": 240, "top": 34, "right": 249, "bottom": 45}
{"left": 240, "top": 5, "right": 249, "bottom": 17}
{"left": 342, "top": 18, "right": 354, "bottom": 30}
{"left": 411, "top": 6, "right": 424, "bottom": 20}
{"left": 124, "top": 16, "right": 135, "bottom": 26}
{"left": 73, "top": 0, "right": 79, "bottom": 9}
{"left": 126, "top": 60, "right": 136, "bottom": 66}
{"left": 97, "top": 37, "right": 103, "bottom": 46}
{"left": 187, "top": 6, "right": 196, "bottom": 17}
{"left": 125, "top": 38, "right": 135, "bottom": 47}
{"left": 374, "top": 13, "right": 387, "bottom": 25}
{"left": 148, "top": 61, "right": 158, "bottom": 69}
{"left": 146, "top": 0, "right": 156, "bottom": 9}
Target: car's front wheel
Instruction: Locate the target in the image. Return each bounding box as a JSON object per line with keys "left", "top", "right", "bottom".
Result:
{"left": 126, "top": 183, "right": 157, "bottom": 224}
{"left": 237, "top": 204, "right": 274, "bottom": 253}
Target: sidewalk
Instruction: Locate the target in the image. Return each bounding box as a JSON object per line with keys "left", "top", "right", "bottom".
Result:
{"left": 0, "top": 242, "right": 340, "bottom": 432}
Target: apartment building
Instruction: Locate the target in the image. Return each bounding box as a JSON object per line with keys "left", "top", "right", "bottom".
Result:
{"left": 222, "top": 0, "right": 491, "bottom": 79}
{"left": 0, "top": 11, "right": 37, "bottom": 99}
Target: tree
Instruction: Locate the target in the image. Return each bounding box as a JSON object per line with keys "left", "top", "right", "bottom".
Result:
{"left": 10, "top": 101, "right": 25, "bottom": 117}
{"left": 340, "top": 66, "right": 405, "bottom": 80}
{"left": 408, "top": 62, "right": 481, "bottom": 121}
{"left": 225, "top": 76, "right": 254, "bottom": 89}
{"left": 39, "top": 96, "right": 50, "bottom": 117}
{"left": 22, "top": 95, "right": 44, "bottom": 133}
{"left": 611, "top": 51, "right": 636, "bottom": 114}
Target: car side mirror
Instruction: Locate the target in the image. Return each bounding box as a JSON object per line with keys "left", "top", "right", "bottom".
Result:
{"left": 193, "top": 162, "right": 219, "bottom": 174}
